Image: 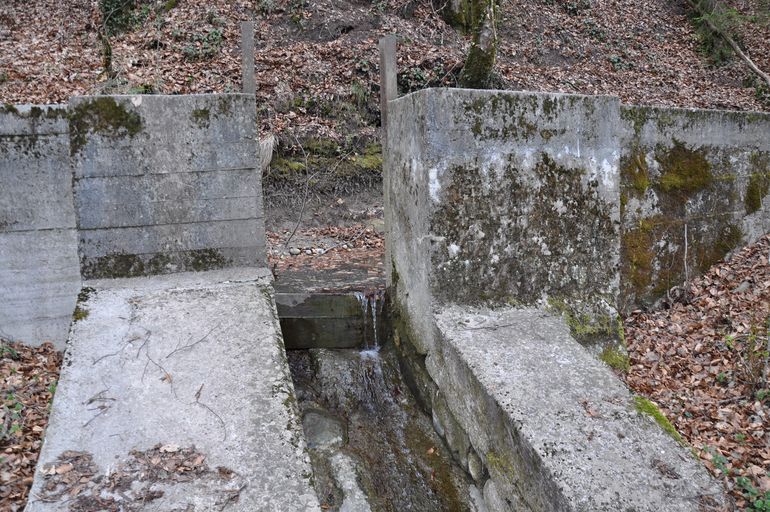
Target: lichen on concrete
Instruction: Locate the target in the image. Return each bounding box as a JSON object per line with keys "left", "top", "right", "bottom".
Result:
{"left": 69, "top": 97, "right": 143, "bottom": 156}
{"left": 190, "top": 107, "right": 210, "bottom": 128}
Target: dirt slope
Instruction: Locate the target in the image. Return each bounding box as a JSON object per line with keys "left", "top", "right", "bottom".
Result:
{"left": 1, "top": 0, "right": 769, "bottom": 134}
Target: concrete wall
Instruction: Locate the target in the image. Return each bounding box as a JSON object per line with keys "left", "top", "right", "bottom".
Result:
{"left": 383, "top": 88, "right": 760, "bottom": 511}
{"left": 71, "top": 95, "right": 266, "bottom": 279}
{"left": 619, "top": 106, "right": 770, "bottom": 309}
{"left": 386, "top": 89, "right": 622, "bottom": 353}
{"left": 0, "top": 95, "right": 266, "bottom": 348}
{"left": 0, "top": 105, "right": 81, "bottom": 347}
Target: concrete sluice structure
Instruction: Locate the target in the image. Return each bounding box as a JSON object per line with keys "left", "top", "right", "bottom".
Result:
{"left": 1, "top": 86, "right": 769, "bottom": 510}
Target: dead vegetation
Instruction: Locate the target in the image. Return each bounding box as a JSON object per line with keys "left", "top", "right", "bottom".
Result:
{"left": 624, "top": 234, "right": 770, "bottom": 509}
{"left": 0, "top": 341, "right": 61, "bottom": 510}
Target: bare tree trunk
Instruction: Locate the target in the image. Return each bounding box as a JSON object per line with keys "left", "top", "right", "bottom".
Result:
{"left": 459, "top": 0, "right": 498, "bottom": 89}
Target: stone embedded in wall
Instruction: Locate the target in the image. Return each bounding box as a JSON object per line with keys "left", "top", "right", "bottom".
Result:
{"left": 69, "top": 94, "right": 266, "bottom": 279}
{"left": 619, "top": 105, "right": 770, "bottom": 310}
{"left": 0, "top": 105, "right": 81, "bottom": 348}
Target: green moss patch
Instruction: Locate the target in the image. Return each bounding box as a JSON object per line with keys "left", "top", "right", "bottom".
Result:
{"left": 599, "top": 345, "right": 630, "bottom": 373}
{"left": 745, "top": 155, "right": 770, "bottom": 214}
{"left": 621, "top": 150, "right": 650, "bottom": 197}
{"left": 656, "top": 140, "right": 712, "bottom": 196}
{"left": 190, "top": 108, "right": 210, "bottom": 128}
{"left": 486, "top": 450, "right": 514, "bottom": 476}
{"left": 186, "top": 248, "right": 228, "bottom": 271}
{"left": 264, "top": 136, "right": 382, "bottom": 197}
{"left": 633, "top": 396, "right": 685, "bottom": 445}
{"left": 72, "top": 306, "right": 89, "bottom": 322}
{"left": 72, "top": 286, "right": 95, "bottom": 322}
{"left": 621, "top": 218, "right": 659, "bottom": 293}
{"left": 69, "top": 97, "right": 143, "bottom": 156}
{"left": 547, "top": 297, "right": 621, "bottom": 345}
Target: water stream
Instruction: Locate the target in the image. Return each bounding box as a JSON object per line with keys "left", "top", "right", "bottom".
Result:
{"left": 287, "top": 292, "right": 474, "bottom": 511}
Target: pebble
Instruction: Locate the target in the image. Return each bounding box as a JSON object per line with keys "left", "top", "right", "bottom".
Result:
{"left": 314, "top": 248, "right": 325, "bottom": 255}
{"left": 304, "top": 249, "right": 312, "bottom": 255}
{"left": 289, "top": 247, "right": 301, "bottom": 256}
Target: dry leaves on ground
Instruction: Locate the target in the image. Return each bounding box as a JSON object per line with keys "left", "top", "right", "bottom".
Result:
{"left": 0, "top": 341, "right": 62, "bottom": 511}
{"left": 624, "top": 234, "right": 770, "bottom": 509}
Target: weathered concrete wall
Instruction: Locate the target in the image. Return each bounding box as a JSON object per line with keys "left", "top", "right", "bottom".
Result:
{"left": 386, "top": 89, "right": 622, "bottom": 354}
{"left": 1, "top": 94, "right": 266, "bottom": 347}
{"left": 426, "top": 306, "right": 728, "bottom": 511}
{"left": 620, "top": 106, "right": 770, "bottom": 309}
{"left": 384, "top": 88, "right": 744, "bottom": 510}
{"left": 71, "top": 95, "right": 266, "bottom": 279}
{"left": 0, "top": 105, "right": 81, "bottom": 347}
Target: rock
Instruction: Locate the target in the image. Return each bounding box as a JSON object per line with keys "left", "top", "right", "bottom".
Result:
{"left": 302, "top": 409, "right": 346, "bottom": 450}
{"left": 467, "top": 447, "right": 484, "bottom": 482}
{"left": 432, "top": 391, "right": 470, "bottom": 470}
{"left": 289, "top": 247, "right": 301, "bottom": 256}
{"left": 330, "top": 453, "right": 372, "bottom": 512}
{"left": 304, "top": 249, "right": 313, "bottom": 255}
{"left": 314, "top": 248, "right": 325, "bottom": 255}
{"left": 734, "top": 281, "right": 751, "bottom": 293}
{"left": 432, "top": 407, "right": 445, "bottom": 438}
{"left": 469, "top": 484, "right": 488, "bottom": 512}
{"left": 483, "top": 479, "right": 510, "bottom": 512}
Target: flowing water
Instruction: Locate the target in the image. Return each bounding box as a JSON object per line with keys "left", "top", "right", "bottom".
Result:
{"left": 287, "top": 292, "right": 474, "bottom": 511}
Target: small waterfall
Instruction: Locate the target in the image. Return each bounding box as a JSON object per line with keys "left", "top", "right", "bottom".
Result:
{"left": 354, "top": 290, "right": 384, "bottom": 353}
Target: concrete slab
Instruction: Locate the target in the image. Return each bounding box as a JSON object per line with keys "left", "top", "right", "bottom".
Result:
{"left": 429, "top": 306, "right": 728, "bottom": 511}
{"left": 26, "top": 268, "right": 320, "bottom": 511}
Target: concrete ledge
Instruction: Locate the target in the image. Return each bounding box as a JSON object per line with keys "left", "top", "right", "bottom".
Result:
{"left": 426, "top": 306, "right": 727, "bottom": 511}
{"left": 27, "top": 268, "right": 320, "bottom": 511}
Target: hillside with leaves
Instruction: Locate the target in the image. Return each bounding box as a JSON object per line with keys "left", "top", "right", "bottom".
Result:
{"left": 1, "top": 0, "right": 769, "bottom": 141}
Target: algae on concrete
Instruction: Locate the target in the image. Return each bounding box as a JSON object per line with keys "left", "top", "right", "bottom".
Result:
{"left": 69, "top": 97, "right": 143, "bottom": 156}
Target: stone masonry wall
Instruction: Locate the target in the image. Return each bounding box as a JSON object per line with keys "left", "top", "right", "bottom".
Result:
{"left": 0, "top": 105, "right": 81, "bottom": 347}
{"left": 0, "top": 95, "right": 265, "bottom": 348}
{"left": 619, "top": 105, "right": 770, "bottom": 310}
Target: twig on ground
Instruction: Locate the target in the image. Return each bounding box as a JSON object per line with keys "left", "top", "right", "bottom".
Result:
{"left": 166, "top": 324, "right": 220, "bottom": 358}
{"left": 192, "top": 384, "right": 227, "bottom": 441}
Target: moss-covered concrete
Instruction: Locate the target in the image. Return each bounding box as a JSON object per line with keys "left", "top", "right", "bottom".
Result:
{"left": 633, "top": 396, "right": 685, "bottom": 446}
{"left": 656, "top": 140, "right": 712, "bottom": 196}
{"left": 81, "top": 249, "right": 233, "bottom": 279}
{"left": 69, "top": 97, "right": 143, "bottom": 156}
{"left": 618, "top": 106, "right": 768, "bottom": 309}
{"left": 430, "top": 153, "right": 617, "bottom": 329}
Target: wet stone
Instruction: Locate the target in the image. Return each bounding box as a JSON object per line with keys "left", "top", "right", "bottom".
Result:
{"left": 303, "top": 409, "right": 347, "bottom": 450}
{"left": 330, "top": 453, "right": 372, "bottom": 512}
{"left": 467, "top": 448, "right": 484, "bottom": 483}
